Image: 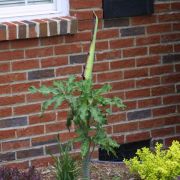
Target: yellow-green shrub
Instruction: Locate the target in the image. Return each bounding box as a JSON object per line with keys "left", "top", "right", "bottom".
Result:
{"left": 124, "top": 140, "right": 180, "bottom": 180}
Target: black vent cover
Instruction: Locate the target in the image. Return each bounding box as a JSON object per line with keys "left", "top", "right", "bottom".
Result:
{"left": 103, "top": 0, "right": 154, "bottom": 19}
{"left": 99, "top": 139, "right": 150, "bottom": 162}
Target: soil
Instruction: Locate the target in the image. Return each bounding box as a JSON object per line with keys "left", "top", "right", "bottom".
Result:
{"left": 38, "top": 161, "right": 139, "bottom": 180}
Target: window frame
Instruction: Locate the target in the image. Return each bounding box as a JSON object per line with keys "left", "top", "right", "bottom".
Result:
{"left": 0, "top": 0, "right": 69, "bottom": 22}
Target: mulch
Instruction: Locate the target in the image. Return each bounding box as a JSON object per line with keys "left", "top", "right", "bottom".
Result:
{"left": 38, "top": 161, "right": 139, "bottom": 180}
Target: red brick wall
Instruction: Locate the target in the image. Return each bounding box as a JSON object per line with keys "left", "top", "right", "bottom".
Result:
{"left": 0, "top": 0, "right": 180, "bottom": 168}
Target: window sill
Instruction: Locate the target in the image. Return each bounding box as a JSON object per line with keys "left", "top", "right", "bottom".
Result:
{"left": 0, "top": 16, "right": 77, "bottom": 42}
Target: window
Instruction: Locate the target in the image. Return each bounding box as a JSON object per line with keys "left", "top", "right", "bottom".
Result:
{"left": 0, "top": 0, "right": 69, "bottom": 22}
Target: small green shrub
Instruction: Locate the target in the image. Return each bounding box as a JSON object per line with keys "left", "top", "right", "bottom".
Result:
{"left": 51, "top": 142, "right": 80, "bottom": 180}
{"left": 124, "top": 140, "right": 180, "bottom": 180}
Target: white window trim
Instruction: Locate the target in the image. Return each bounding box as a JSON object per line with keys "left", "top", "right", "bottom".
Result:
{"left": 0, "top": 0, "right": 69, "bottom": 22}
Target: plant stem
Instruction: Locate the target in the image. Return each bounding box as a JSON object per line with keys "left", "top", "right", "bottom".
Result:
{"left": 82, "top": 152, "right": 90, "bottom": 180}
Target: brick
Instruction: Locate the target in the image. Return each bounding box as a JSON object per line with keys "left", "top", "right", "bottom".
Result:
{"left": 0, "top": 152, "right": 15, "bottom": 162}
{"left": 0, "top": 73, "right": 26, "bottom": 84}
{"left": 32, "top": 134, "right": 57, "bottom": 146}
{"left": 0, "top": 62, "right": 10, "bottom": 73}
{"left": 161, "top": 33, "right": 180, "bottom": 43}
{"left": 110, "top": 58, "right": 135, "bottom": 70}
{"left": 96, "top": 50, "right": 121, "bottom": 61}
{"left": 12, "top": 59, "right": 39, "bottom": 71}
{"left": 163, "top": 95, "right": 180, "bottom": 105}
{"left": 0, "top": 85, "right": 11, "bottom": 95}
{"left": 126, "top": 132, "right": 150, "bottom": 143}
{"left": 2, "top": 139, "right": 30, "bottom": 151}
{"left": 65, "top": 32, "right": 91, "bottom": 43}
{"left": 25, "top": 47, "right": 53, "bottom": 58}
{"left": 174, "top": 44, "right": 180, "bottom": 52}
{"left": 0, "top": 117, "right": 27, "bottom": 129}
{"left": 139, "top": 118, "right": 164, "bottom": 129}
{"left": 54, "top": 44, "right": 81, "bottom": 55}
{"left": 2, "top": 22, "right": 16, "bottom": 40}
{"left": 94, "top": 62, "right": 109, "bottom": 72}
{"left": 171, "top": 2, "right": 180, "bottom": 11}
{"left": 49, "top": 20, "right": 57, "bottom": 36}
{"left": 151, "top": 127, "right": 175, "bottom": 138}
{"left": 23, "top": 21, "right": 37, "bottom": 38}
{"left": 124, "top": 68, "right": 148, "bottom": 79}
{"left": 45, "top": 122, "right": 67, "bottom": 133}
{"left": 0, "top": 24, "right": 6, "bottom": 41}
{"left": 154, "top": 3, "right": 170, "bottom": 13}
{"left": 96, "top": 41, "right": 109, "bottom": 51}
{"left": 158, "top": 13, "right": 180, "bottom": 22}
{"left": 136, "top": 56, "right": 160, "bottom": 67}
{"left": 147, "top": 24, "right": 171, "bottom": 34}
{"left": 0, "top": 95, "right": 25, "bottom": 106}
{"left": 136, "top": 35, "right": 160, "bottom": 46}
{"left": 0, "top": 50, "right": 24, "bottom": 61}
{"left": 14, "top": 104, "right": 41, "bottom": 115}
{"left": 162, "top": 54, "right": 180, "bottom": 64}
{"left": 163, "top": 116, "right": 179, "bottom": 126}
{"left": 152, "top": 106, "right": 176, "bottom": 117}
{"left": 0, "top": 107, "right": 12, "bottom": 118}
{"left": 113, "top": 122, "right": 138, "bottom": 133}
{"left": 110, "top": 38, "right": 134, "bottom": 49}
{"left": 10, "top": 39, "right": 39, "bottom": 49}
{"left": 29, "top": 112, "right": 56, "bottom": 125}
{"left": 97, "top": 71, "right": 123, "bottom": 82}
{"left": 28, "top": 69, "right": 54, "bottom": 80}
{"left": 107, "top": 113, "right": 126, "bottom": 124}
{"left": 78, "top": 20, "right": 94, "bottom": 31}
{"left": 112, "top": 135, "right": 124, "bottom": 144}
{"left": 0, "top": 41, "right": 9, "bottom": 50}
{"left": 26, "top": 92, "right": 49, "bottom": 103}
{"left": 173, "top": 23, "right": 180, "bottom": 31}
{"left": 70, "top": 10, "right": 103, "bottom": 21}
{"left": 40, "top": 36, "right": 63, "bottom": 46}
{"left": 127, "top": 109, "right": 151, "bottom": 121}
{"left": 111, "top": 80, "right": 135, "bottom": 91}
{"left": 12, "top": 81, "right": 40, "bottom": 93}
{"left": 17, "top": 147, "right": 44, "bottom": 159}
{"left": 123, "top": 47, "right": 147, "bottom": 57}
{"left": 150, "top": 45, "right": 173, "bottom": 55}
{"left": 41, "top": 56, "right": 68, "bottom": 68}
{"left": 17, "top": 125, "right": 44, "bottom": 137}
{"left": 138, "top": 97, "right": 161, "bottom": 108}
{"left": 59, "top": 132, "right": 77, "bottom": 142}
{"left": 31, "top": 157, "right": 54, "bottom": 167}
{"left": 45, "top": 144, "right": 59, "bottom": 154}
{"left": 176, "top": 126, "right": 180, "bottom": 133}
{"left": 0, "top": 129, "right": 15, "bottom": 140}
{"left": 104, "top": 18, "right": 129, "bottom": 28}
{"left": 151, "top": 85, "right": 175, "bottom": 96}
{"left": 56, "top": 65, "right": 82, "bottom": 76}
{"left": 150, "top": 65, "right": 174, "bottom": 76}
{"left": 70, "top": 54, "right": 87, "bottom": 64}
{"left": 163, "top": 73, "right": 180, "bottom": 84}
{"left": 131, "top": 16, "right": 156, "bottom": 25}
{"left": 18, "top": 23, "right": 27, "bottom": 39}
{"left": 121, "top": 27, "right": 145, "bottom": 37}
{"left": 97, "top": 29, "right": 119, "bottom": 39}
{"left": 70, "top": 0, "right": 102, "bottom": 9}
{"left": 136, "top": 77, "right": 160, "bottom": 88}
{"left": 126, "top": 88, "right": 150, "bottom": 99}
{"left": 165, "top": 136, "right": 180, "bottom": 147}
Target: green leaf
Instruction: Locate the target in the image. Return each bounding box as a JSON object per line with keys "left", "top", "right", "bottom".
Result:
{"left": 29, "top": 86, "right": 38, "bottom": 94}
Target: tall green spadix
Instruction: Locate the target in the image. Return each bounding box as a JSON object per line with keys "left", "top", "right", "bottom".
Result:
{"left": 83, "top": 12, "right": 98, "bottom": 81}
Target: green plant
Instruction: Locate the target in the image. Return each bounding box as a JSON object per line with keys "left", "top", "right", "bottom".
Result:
{"left": 50, "top": 141, "right": 80, "bottom": 180}
{"left": 124, "top": 140, "right": 180, "bottom": 180}
{"left": 29, "top": 12, "right": 125, "bottom": 180}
